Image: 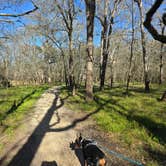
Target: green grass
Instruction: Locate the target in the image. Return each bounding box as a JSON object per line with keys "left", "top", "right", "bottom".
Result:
{"left": 60, "top": 84, "right": 166, "bottom": 166}
{"left": 0, "top": 85, "right": 49, "bottom": 133}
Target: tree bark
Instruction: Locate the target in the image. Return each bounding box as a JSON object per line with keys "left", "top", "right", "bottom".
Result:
{"left": 160, "top": 91, "right": 166, "bottom": 101}
{"left": 85, "top": 0, "right": 96, "bottom": 101}
{"left": 136, "top": 0, "right": 150, "bottom": 92}
{"left": 100, "top": 0, "right": 109, "bottom": 90}
{"left": 54, "top": 0, "right": 75, "bottom": 95}
{"left": 110, "top": 67, "right": 114, "bottom": 88}
{"left": 126, "top": 0, "right": 135, "bottom": 93}
{"left": 143, "top": 0, "right": 166, "bottom": 43}
{"left": 99, "top": 0, "right": 121, "bottom": 90}
{"left": 69, "top": 30, "right": 75, "bottom": 95}
{"left": 159, "top": 26, "right": 165, "bottom": 84}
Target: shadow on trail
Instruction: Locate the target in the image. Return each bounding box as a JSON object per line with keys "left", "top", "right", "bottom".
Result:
{"left": 0, "top": 90, "right": 36, "bottom": 124}
{"left": 48, "top": 97, "right": 110, "bottom": 132}
{"left": 1, "top": 88, "right": 109, "bottom": 166}
{"left": 0, "top": 136, "right": 28, "bottom": 165}
{"left": 49, "top": 110, "right": 61, "bottom": 127}
{"left": 41, "top": 160, "right": 58, "bottom": 166}
{"left": 0, "top": 89, "right": 68, "bottom": 166}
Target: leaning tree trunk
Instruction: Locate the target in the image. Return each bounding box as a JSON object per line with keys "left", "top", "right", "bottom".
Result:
{"left": 85, "top": 0, "right": 96, "bottom": 101}
{"left": 136, "top": 0, "right": 150, "bottom": 92}
{"left": 160, "top": 91, "right": 166, "bottom": 101}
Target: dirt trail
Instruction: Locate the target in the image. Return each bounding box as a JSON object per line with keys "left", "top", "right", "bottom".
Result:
{"left": 0, "top": 87, "right": 132, "bottom": 166}
{"left": 0, "top": 87, "right": 95, "bottom": 166}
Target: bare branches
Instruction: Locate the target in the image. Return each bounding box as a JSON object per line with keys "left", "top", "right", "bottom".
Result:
{"left": 54, "top": 0, "right": 75, "bottom": 33}
{"left": 95, "top": 15, "right": 104, "bottom": 26}
{"left": 54, "top": 0, "right": 70, "bottom": 32}
{"left": 0, "top": 2, "right": 38, "bottom": 18}
{"left": 0, "top": 19, "right": 13, "bottom": 23}
{"left": 110, "top": 0, "right": 122, "bottom": 18}
{"left": 143, "top": 0, "right": 166, "bottom": 43}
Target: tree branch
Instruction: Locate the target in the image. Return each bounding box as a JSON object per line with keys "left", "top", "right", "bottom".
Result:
{"left": 54, "top": 0, "right": 70, "bottom": 32}
{"left": 143, "top": 0, "right": 166, "bottom": 43}
{"left": 0, "top": 1, "right": 38, "bottom": 18}
{"left": 95, "top": 15, "right": 104, "bottom": 27}
{"left": 0, "top": 19, "right": 13, "bottom": 23}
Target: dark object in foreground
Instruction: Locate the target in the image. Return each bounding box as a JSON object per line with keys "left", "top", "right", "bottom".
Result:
{"left": 72, "top": 134, "right": 107, "bottom": 166}
{"left": 160, "top": 91, "right": 166, "bottom": 101}
{"left": 143, "top": 0, "right": 166, "bottom": 43}
{"left": 157, "top": 91, "right": 166, "bottom": 101}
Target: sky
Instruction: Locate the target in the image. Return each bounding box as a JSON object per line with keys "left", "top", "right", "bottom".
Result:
{"left": 0, "top": 0, "right": 165, "bottom": 47}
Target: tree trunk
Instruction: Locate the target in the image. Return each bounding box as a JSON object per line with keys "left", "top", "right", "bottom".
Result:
{"left": 136, "top": 0, "right": 150, "bottom": 92}
{"left": 160, "top": 91, "right": 166, "bottom": 101}
{"left": 159, "top": 26, "right": 165, "bottom": 84}
{"left": 54, "top": 0, "right": 75, "bottom": 95}
{"left": 110, "top": 68, "right": 114, "bottom": 88}
{"left": 62, "top": 54, "right": 68, "bottom": 87}
{"left": 68, "top": 31, "right": 75, "bottom": 95}
{"left": 85, "top": 0, "right": 96, "bottom": 101}
{"left": 100, "top": 0, "right": 109, "bottom": 90}
{"left": 100, "top": 33, "right": 108, "bottom": 90}
{"left": 126, "top": 0, "right": 134, "bottom": 93}
{"left": 99, "top": 30, "right": 104, "bottom": 85}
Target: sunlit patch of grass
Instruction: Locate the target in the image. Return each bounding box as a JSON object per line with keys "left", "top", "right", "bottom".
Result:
{"left": 94, "top": 110, "right": 128, "bottom": 132}
{"left": 0, "top": 85, "right": 50, "bottom": 134}
{"left": 61, "top": 84, "right": 166, "bottom": 166}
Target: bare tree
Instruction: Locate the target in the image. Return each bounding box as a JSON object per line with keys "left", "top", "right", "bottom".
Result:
{"left": 84, "top": 0, "right": 96, "bottom": 101}
{"left": 47, "top": 34, "right": 69, "bottom": 87}
{"left": 126, "top": 0, "right": 135, "bottom": 93}
{"left": 54, "top": 0, "right": 76, "bottom": 95}
{"left": 141, "top": 0, "right": 166, "bottom": 101}
{"left": 96, "top": 0, "right": 121, "bottom": 90}
{"left": 135, "top": 0, "right": 150, "bottom": 92}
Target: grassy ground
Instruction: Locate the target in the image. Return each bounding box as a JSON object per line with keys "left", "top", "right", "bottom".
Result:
{"left": 0, "top": 85, "right": 49, "bottom": 136}
{"left": 60, "top": 84, "right": 166, "bottom": 166}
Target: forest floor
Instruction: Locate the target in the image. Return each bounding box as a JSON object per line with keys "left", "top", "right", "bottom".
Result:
{"left": 0, "top": 86, "right": 134, "bottom": 166}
